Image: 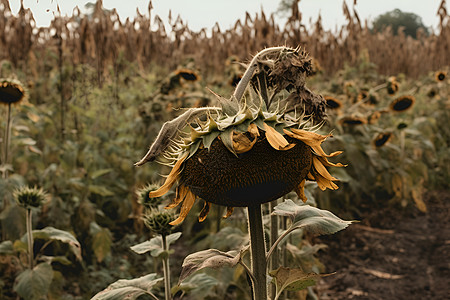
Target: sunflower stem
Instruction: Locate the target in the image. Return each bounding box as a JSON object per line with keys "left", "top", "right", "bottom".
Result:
{"left": 161, "top": 234, "right": 172, "bottom": 300}
{"left": 247, "top": 204, "right": 267, "bottom": 300}
{"left": 269, "top": 200, "right": 279, "bottom": 300}
{"left": 2, "top": 102, "right": 12, "bottom": 179}
{"left": 26, "top": 208, "right": 34, "bottom": 269}
{"left": 233, "top": 46, "right": 285, "bottom": 104}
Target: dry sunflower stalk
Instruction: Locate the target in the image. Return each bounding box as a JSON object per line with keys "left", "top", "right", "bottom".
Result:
{"left": 136, "top": 46, "right": 344, "bottom": 225}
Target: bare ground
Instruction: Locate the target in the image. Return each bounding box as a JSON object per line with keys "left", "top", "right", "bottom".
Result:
{"left": 316, "top": 191, "right": 450, "bottom": 300}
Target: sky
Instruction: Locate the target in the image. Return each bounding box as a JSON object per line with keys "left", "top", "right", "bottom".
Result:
{"left": 6, "top": 0, "right": 444, "bottom": 32}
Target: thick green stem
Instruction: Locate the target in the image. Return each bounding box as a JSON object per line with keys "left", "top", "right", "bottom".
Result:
{"left": 26, "top": 209, "right": 34, "bottom": 269}
{"left": 269, "top": 200, "right": 279, "bottom": 300}
{"left": 247, "top": 204, "right": 267, "bottom": 300}
{"left": 161, "top": 234, "right": 171, "bottom": 300}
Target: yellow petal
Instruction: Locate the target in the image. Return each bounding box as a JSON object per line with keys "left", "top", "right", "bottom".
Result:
{"left": 264, "top": 123, "right": 289, "bottom": 150}
{"left": 169, "top": 188, "right": 196, "bottom": 225}
{"left": 223, "top": 206, "right": 234, "bottom": 219}
{"left": 149, "top": 153, "right": 188, "bottom": 198}
{"left": 294, "top": 179, "right": 307, "bottom": 202}
{"left": 198, "top": 201, "right": 211, "bottom": 222}
{"left": 312, "top": 157, "right": 338, "bottom": 181}
{"left": 165, "top": 184, "right": 188, "bottom": 209}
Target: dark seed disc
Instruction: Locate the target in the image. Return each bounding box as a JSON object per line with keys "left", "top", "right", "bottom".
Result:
{"left": 180, "top": 134, "right": 312, "bottom": 207}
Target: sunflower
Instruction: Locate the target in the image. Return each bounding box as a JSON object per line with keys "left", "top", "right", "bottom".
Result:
{"left": 435, "top": 71, "right": 447, "bottom": 82}
{"left": 0, "top": 78, "right": 27, "bottom": 105}
{"left": 387, "top": 76, "right": 399, "bottom": 95}
{"left": 368, "top": 111, "right": 381, "bottom": 124}
{"left": 357, "top": 89, "right": 369, "bottom": 102}
{"left": 175, "top": 68, "right": 200, "bottom": 82}
{"left": 136, "top": 47, "right": 344, "bottom": 225}
{"left": 373, "top": 132, "right": 393, "bottom": 147}
{"left": 389, "top": 95, "right": 415, "bottom": 112}
{"left": 324, "top": 96, "right": 343, "bottom": 110}
{"left": 339, "top": 115, "right": 367, "bottom": 126}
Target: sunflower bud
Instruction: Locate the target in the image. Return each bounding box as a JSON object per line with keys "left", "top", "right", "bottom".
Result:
{"left": 143, "top": 209, "right": 175, "bottom": 236}
{"left": 136, "top": 184, "right": 170, "bottom": 209}
{"left": 14, "top": 186, "right": 47, "bottom": 210}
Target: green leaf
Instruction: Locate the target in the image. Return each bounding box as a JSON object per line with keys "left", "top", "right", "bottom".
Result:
{"left": 269, "top": 267, "right": 327, "bottom": 300}
{"left": 92, "top": 227, "right": 112, "bottom": 263}
{"left": 130, "top": 232, "right": 181, "bottom": 257}
{"left": 0, "top": 240, "right": 14, "bottom": 254}
{"left": 91, "top": 168, "right": 113, "bottom": 180}
{"left": 14, "top": 262, "right": 54, "bottom": 300}
{"left": 179, "top": 246, "right": 248, "bottom": 284}
{"left": 91, "top": 273, "right": 162, "bottom": 300}
{"left": 88, "top": 185, "right": 114, "bottom": 196}
{"left": 202, "top": 131, "right": 220, "bottom": 149}
{"left": 171, "top": 273, "right": 218, "bottom": 298}
{"left": 273, "top": 200, "right": 352, "bottom": 236}
{"left": 24, "top": 227, "right": 82, "bottom": 261}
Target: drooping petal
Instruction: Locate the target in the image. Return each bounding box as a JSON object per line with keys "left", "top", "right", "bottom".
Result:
{"left": 294, "top": 179, "right": 307, "bottom": 202}
{"left": 198, "top": 201, "right": 211, "bottom": 222}
{"left": 283, "top": 128, "right": 339, "bottom": 157}
{"left": 149, "top": 153, "right": 188, "bottom": 198}
{"left": 316, "top": 155, "right": 347, "bottom": 167}
{"left": 169, "top": 188, "right": 197, "bottom": 225}
{"left": 312, "top": 157, "right": 338, "bottom": 181}
{"left": 247, "top": 123, "right": 260, "bottom": 137}
{"left": 165, "top": 184, "right": 188, "bottom": 209}
{"left": 223, "top": 207, "right": 234, "bottom": 219}
{"left": 232, "top": 131, "right": 257, "bottom": 154}
{"left": 311, "top": 169, "right": 339, "bottom": 191}
{"left": 263, "top": 122, "right": 290, "bottom": 150}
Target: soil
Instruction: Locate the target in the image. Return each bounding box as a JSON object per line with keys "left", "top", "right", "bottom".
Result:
{"left": 316, "top": 191, "right": 450, "bottom": 300}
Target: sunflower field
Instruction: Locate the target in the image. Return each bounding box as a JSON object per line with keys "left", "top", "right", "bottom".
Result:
{"left": 0, "top": 0, "right": 449, "bottom": 299}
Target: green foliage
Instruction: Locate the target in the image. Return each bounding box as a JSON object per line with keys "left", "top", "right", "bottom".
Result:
{"left": 372, "top": 9, "right": 429, "bottom": 38}
{"left": 24, "top": 226, "right": 82, "bottom": 261}
{"left": 13, "top": 263, "right": 53, "bottom": 300}
{"left": 269, "top": 267, "right": 325, "bottom": 300}
{"left": 271, "top": 200, "right": 353, "bottom": 236}
{"left": 130, "top": 232, "right": 181, "bottom": 258}
{"left": 91, "top": 273, "right": 162, "bottom": 300}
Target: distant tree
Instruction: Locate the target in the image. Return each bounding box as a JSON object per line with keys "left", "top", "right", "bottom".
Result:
{"left": 372, "top": 9, "right": 429, "bottom": 38}
{"left": 277, "top": 0, "right": 297, "bottom": 17}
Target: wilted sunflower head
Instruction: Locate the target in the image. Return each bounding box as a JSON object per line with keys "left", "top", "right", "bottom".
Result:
{"left": 435, "top": 71, "right": 447, "bottom": 82}
{"left": 14, "top": 186, "right": 48, "bottom": 210}
{"left": 136, "top": 47, "right": 344, "bottom": 225}
{"left": 0, "top": 78, "right": 27, "bottom": 105}
{"left": 389, "top": 95, "right": 415, "bottom": 112}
